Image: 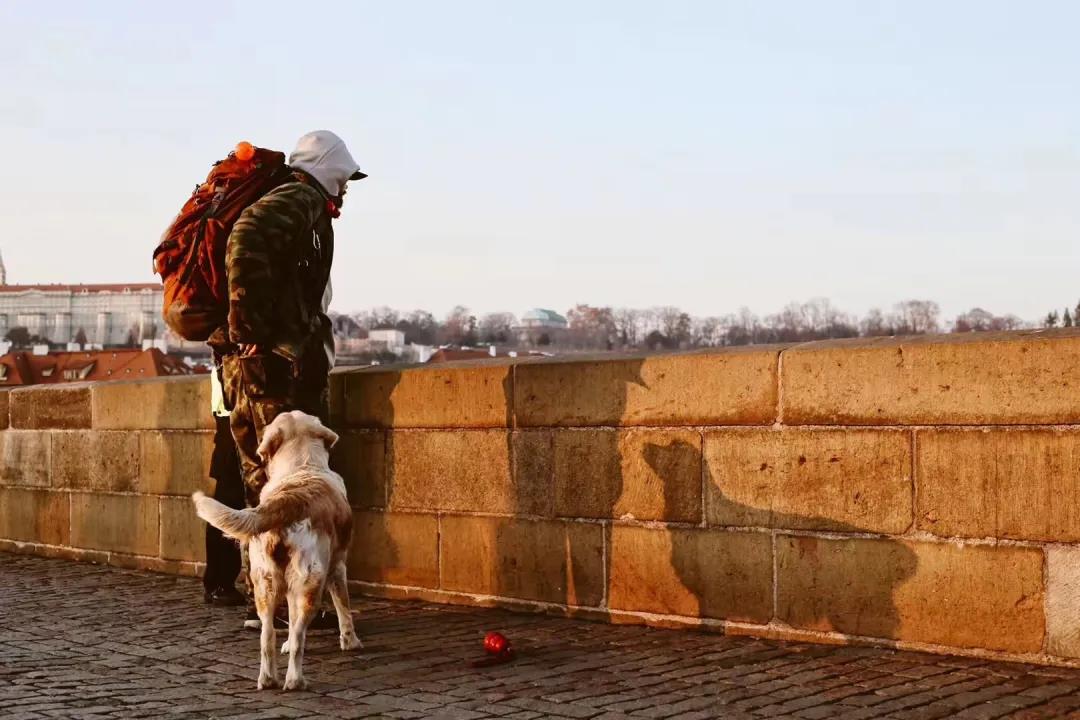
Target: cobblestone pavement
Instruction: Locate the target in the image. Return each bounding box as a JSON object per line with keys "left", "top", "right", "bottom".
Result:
{"left": 5, "top": 554, "right": 1080, "bottom": 719}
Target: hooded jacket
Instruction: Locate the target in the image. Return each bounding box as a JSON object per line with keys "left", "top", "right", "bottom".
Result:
{"left": 288, "top": 130, "right": 364, "bottom": 198}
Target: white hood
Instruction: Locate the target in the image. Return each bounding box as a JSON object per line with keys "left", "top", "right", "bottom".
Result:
{"left": 288, "top": 130, "right": 364, "bottom": 197}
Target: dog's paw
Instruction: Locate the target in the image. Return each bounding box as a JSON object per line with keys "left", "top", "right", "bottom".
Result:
{"left": 340, "top": 633, "right": 363, "bottom": 651}
{"left": 256, "top": 674, "right": 279, "bottom": 690}
{"left": 280, "top": 639, "right": 290, "bottom": 655}
{"left": 282, "top": 674, "right": 308, "bottom": 692}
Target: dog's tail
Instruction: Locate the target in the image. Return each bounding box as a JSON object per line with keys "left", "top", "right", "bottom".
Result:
{"left": 192, "top": 489, "right": 309, "bottom": 540}
{"left": 192, "top": 491, "right": 264, "bottom": 540}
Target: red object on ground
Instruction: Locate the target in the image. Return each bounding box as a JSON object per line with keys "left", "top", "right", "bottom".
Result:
{"left": 471, "top": 631, "right": 516, "bottom": 667}
{"left": 484, "top": 631, "right": 509, "bottom": 655}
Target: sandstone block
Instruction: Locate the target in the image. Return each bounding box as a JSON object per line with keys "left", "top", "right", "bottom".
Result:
{"left": 608, "top": 526, "right": 772, "bottom": 622}
{"left": 388, "top": 430, "right": 518, "bottom": 513}
{"left": 552, "top": 429, "right": 702, "bottom": 522}
{"left": 918, "top": 429, "right": 1080, "bottom": 541}
{"left": 70, "top": 492, "right": 159, "bottom": 556}
{"left": 10, "top": 384, "right": 92, "bottom": 429}
{"left": 0, "top": 431, "right": 51, "bottom": 488}
{"left": 440, "top": 515, "right": 604, "bottom": 606}
{"left": 782, "top": 330, "right": 1080, "bottom": 425}
{"left": 92, "top": 376, "right": 213, "bottom": 430}
{"left": 328, "top": 369, "right": 348, "bottom": 427}
{"left": 140, "top": 431, "right": 214, "bottom": 496}
{"left": 332, "top": 430, "right": 386, "bottom": 508}
{"left": 160, "top": 495, "right": 205, "bottom": 562}
{"left": 552, "top": 430, "right": 620, "bottom": 520}
{"left": 344, "top": 362, "right": 512, "bottom": 428}
{"left": 347, "top": 511, "right": 439, "bottom": 587}
{"left": 51, "top": 431, "right": 139, "bottom": 493}
{"left": 705, "top": 429, "right": 911, "bottom": 533}
{"left": 511, "top": 431, "right": 555, "bottom": 517}
{"left": 515, "top": 348, "right": 780, "bottom": 427}
{"left": 1047, "top": 546, "right": 1080, "bottom": 658}
{"left": 0, "top": 488, "right": 68, "bottom": 545}
{"left": 777, "top": 536, "right": 1044, "bottom": 653}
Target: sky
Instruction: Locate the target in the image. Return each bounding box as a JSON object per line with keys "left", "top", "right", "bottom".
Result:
{"left": 1, "top": 1, "right": 1079, "bottom": 324}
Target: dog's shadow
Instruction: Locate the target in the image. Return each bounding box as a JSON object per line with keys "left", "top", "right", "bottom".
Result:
{"left": 644, "top": 438, "right": 918, "bottom": 640}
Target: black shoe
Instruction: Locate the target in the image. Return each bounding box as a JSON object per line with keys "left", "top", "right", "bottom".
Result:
{"left": 204, "top": 586, "right": 247, "bottom": 607}
{"left": 307, "top": 610, "right": 339, "bottom": 632}
{"left": 244, "top": 605, "right": 289, "bottom": 631}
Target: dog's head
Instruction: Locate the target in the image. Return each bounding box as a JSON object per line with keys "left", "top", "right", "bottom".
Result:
{"left": 256, "top": 411, "right": 340, "bottom": 468}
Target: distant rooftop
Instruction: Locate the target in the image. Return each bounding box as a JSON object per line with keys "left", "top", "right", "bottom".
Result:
{"left": 0, "top": 348, "right": 193, "bottom": 386}
{"left": 520, "top": 308, "right": 568, "bottom": 327}
{"left": 0, "top": 283, "right": 162, "bottom": 294}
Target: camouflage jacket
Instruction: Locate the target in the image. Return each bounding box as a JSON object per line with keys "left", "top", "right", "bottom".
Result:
{"left": 212, "top": 178, "right": 334, "bottom": 364}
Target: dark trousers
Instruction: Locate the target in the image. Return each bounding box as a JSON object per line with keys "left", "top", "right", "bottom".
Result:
{"left": 202, "top": 414, "right": 245, "bottom": 593}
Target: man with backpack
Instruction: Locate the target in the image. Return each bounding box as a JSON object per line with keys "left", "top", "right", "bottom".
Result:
{"left": 211, "top": 130, "right": 365, "bottom": 505}
{"left": 156, "top": 130, "right": 364, "bottom": 625}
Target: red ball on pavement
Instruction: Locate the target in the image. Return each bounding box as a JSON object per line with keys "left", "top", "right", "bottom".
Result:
{"left": 483, "top": 631, "right": 509, "bottom": 655}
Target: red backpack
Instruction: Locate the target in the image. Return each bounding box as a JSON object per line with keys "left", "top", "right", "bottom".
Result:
{"left": 153, "top": 142, "right": 293, "bottom": 341}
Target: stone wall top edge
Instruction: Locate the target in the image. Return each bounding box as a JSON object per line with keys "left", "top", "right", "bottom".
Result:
{"left": 781, "top": 328, "right": 1080, "bottom": 354}
{"left": 336, "top": 344, "right": 791, "bottom": 377}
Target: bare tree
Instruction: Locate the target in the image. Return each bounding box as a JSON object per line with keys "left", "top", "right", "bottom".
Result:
{"left": 860, "top": 308, "right": 892, "bottom": 337}
{"left": 441, "top": 306, "right": 477, "bottom": 345}
{"left": 567, "top": 305, "right": 617, "bottom": 349}
{"left": 892, "top": 300, "right": 941, "bottom": 335}
{"left": 355, "top": 306, "right": 400, "bottom": 330}
{"left": 479, "top": 312, "right": 517, "bottom": 344}
{"left": 654, "top": 306, "right": 684, "bottom": 340}
{"left": 953, "top": 308, "right": 1027, "bottom": 333}
{"left": 692, "top": 316, "right": 723, "bottom": 347}
{"left": 397, "top": 310, "right": 438, "bottom": 345}
{"left": 613, "top": 308, "right": 641, "bottom": 348}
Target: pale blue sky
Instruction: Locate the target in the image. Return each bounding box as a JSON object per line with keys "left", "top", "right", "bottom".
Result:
{"left": 2, "top": 1, "right": 1078, "bottom": 322}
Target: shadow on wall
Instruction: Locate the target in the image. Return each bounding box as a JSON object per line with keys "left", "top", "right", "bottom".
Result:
{"left": 335, "top": 357, "right": 918, "bottom": 641}
{"left": 644, "top": 440, "right": 917, "bottom": 638}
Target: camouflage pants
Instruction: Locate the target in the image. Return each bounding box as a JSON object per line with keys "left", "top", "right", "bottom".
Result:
{"left": 220, "top": 350, "right": 329, "bottom": 506}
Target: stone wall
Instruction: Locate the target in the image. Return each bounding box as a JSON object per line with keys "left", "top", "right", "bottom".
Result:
{"left": 3, "top": 329, "right": 1080, "bottom": 665}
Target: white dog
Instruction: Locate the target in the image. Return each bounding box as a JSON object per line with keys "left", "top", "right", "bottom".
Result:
{"left": 193, "top": 410, "right": 362, "bottom": 691}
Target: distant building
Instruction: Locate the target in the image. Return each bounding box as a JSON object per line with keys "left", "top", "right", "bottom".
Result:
{"left": 515, "top": 308, "right": 569, "bottom": 347}
{"left": 367, "top": 328, "right": 406, "bottom": 353}
{"left": 0, "top": 348, "right": 196, "bottom": 387}
{"left": 518, "top": 309, "right": 568, "bottom": 329}
{"left": 0, "top": 250, "right": 208, "bottom": 353}
{"left": 0, "top": 283, "right": 165, "bottom": 347}
{"left": 426, "top": 346, "right": 549, "bottom": 363}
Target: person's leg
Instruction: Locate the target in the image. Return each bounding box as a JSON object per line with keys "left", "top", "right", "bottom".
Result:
{"left": 203, "top": 414, "right": 246, "bottom": 604}
{"left": 221, "top": 352, "right": 293, "bottom": 628}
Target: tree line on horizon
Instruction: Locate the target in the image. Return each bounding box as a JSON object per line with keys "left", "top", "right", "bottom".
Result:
{"left": 2, "top": 298, "right": 1067, "bottom": 354}
{"left": 329, "top": 298, "right": 1061, "bottom": 353}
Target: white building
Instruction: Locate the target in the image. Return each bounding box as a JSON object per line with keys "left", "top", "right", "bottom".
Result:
{"left": 366, "top": 328, "right": 406, "bottom": 353}
{"left": 0, "top": 283, "right": 166, "bottom": 346}
{"left": 0, "top": 248, "right": 191, "bottom": 348}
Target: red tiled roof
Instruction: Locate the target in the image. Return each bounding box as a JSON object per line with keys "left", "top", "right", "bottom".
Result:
{"left": 0, "top": 283, "right": 162, "bottom": 294}
{"left": 0, "top": 348, "right": 193, "bottom": 387}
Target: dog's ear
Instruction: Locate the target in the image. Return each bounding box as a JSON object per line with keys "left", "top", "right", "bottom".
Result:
{"left": 315, "top": 424, "right": 339, "bottom": 451}
{"left": 257, "top": 422, "right": 285, "bottom": 464}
